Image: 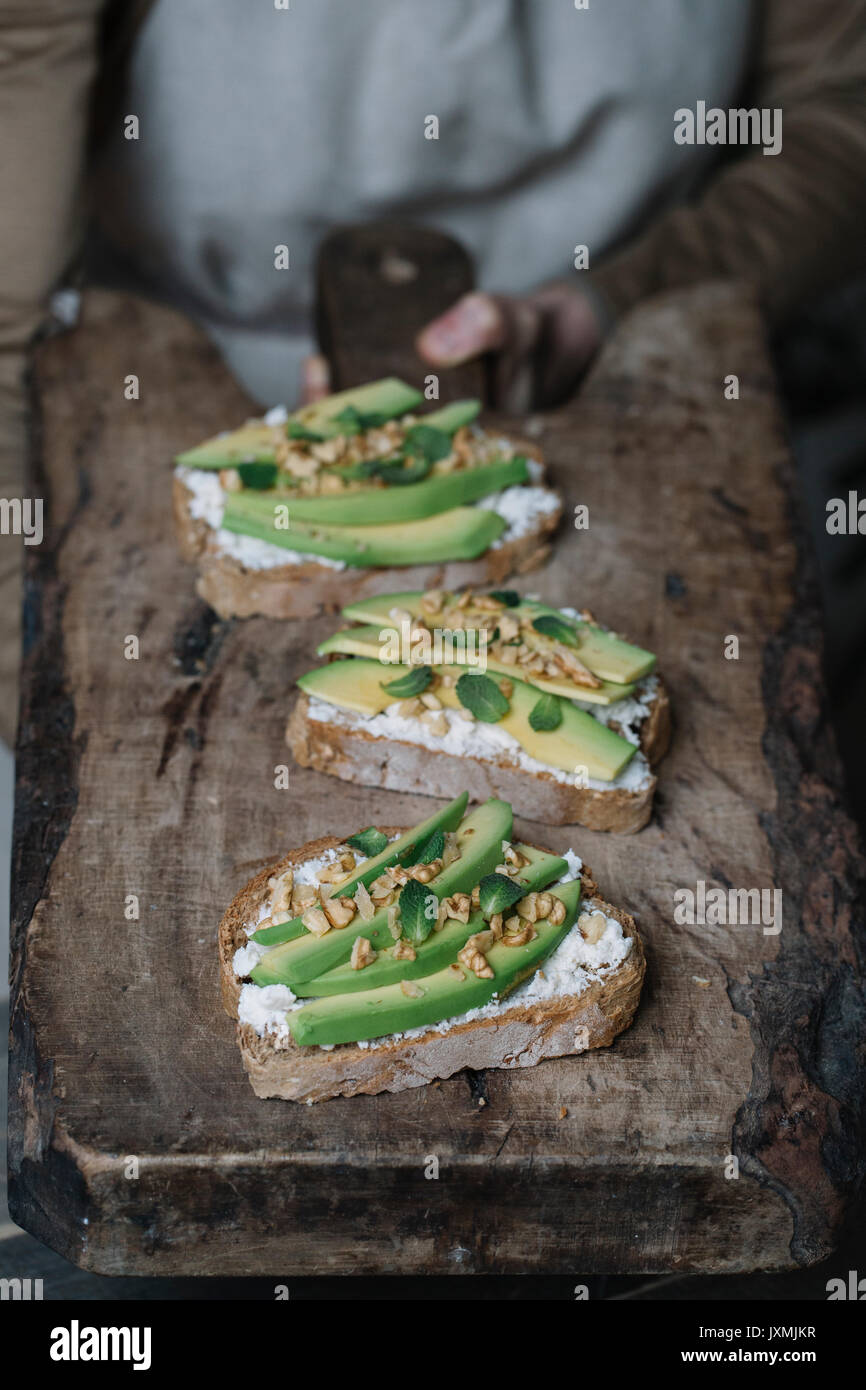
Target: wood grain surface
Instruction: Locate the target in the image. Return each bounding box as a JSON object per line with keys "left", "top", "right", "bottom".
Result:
{"left": 8, "top": 282, "right": 865, "bottom": 1276}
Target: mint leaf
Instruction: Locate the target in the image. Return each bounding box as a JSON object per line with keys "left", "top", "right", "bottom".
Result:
{"left": 345, "top": 827, "right": 389, "bottom": 857}
{"left": 371, "top": 456, "right": 432, "bottom": 485}
{"left": 532, "top": 614, "right": 579, "bottom": 647}
{"left": 402, "top": 828, "right": 444, "bottom": 868}
{"left": 332, "top": 406, "right": 389, "bottom": 435}
{"left": 529, "top": 693, "right": 563, "bottom": 731}
{"left": 488, "top": 590, "right": 521, "bottom": 607}
{"left": 237, "top": 462, "right": 279, "bottom": 490}
{"left": 398, "top": 878, "right": 439, "bottom": 945}
{"left": 381, "top": 666, "right": 432, "bottom": 698}
{"left": 402, "top": 423, "right": 452, "bottom": 463}
{"left": 456, "top": 672, "right": 510, "bottom": 723}
{"left": 286, "top": 421, "right": 325, "bottom": 442}
{"left": 478, "top": 872, "right": 524, "bottom": 919}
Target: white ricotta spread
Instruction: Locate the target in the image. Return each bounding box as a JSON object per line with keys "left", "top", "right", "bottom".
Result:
{"left": 237, "top": 983, "right": 298, "bottom": 1039}
{"left": 304, "top": 692, "right": 653, "bottom": 792}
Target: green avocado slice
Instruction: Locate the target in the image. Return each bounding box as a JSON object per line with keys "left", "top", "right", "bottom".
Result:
{"left": 175, "top": 421, "right": 283, "bottom": 470}
{"left": 252, "top": 793, "right": 468, "bottom": 948}
{"left": 420, "top": 400, "right": 480, "bottom": 432}
{"left": 294, "top": 843, "right": 567, "bottom": 996}
{"left": 221, "top": 500, "right": 506, "bottom": 567}
{"left": 251, "top": 798, "right": 513, "bottom": 988}
{"left": 339, "top": 591, "right": 655, "bottom": 685}
{"left": 233, "top": 455, "right": 527, "bottom": 528}
{"left": 289, "top": 378, "right": 423, "bottom": 438}
{"left": 316, "top": 623, "right": 635, "bottom": 706}
{"left": 287, "top": 880, "right": 582, "bottom": 1047}
{"left": 297, "top": 659, "right": 636, "bottom": 782}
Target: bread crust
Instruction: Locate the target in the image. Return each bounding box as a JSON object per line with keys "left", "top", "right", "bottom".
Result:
{"left": 284, "top": 676, "right": 670, "bottom": 834}
{"left": 219, "top": 832, "right": 645, "bottom": 1103}
{"left": 173, "top": 446, "right": 560, "bottom": 620}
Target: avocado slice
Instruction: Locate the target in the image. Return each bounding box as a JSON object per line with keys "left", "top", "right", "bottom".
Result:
{"left": 339, "top": 591, "right": 655, "bottom": 686}
{"left": 221, "top": 498, "right": 506, "bottom": 567}
{"left": 291, "top": 378, "right": 423, "bottom": 438}
{"left": 236, "top": 456, "right": 528, "bottom": 528}
{"left": 297, "top": 659, "right": 636, "bottom": 782}
{"left": 287, "top": 880, "right": 582, "bottom": 1047}
{"left": 295, "top": 843, "right": 567, "bottom": 996}
{"left": 421, "top": 400, "right": 481, "bottom": 432}
{"left": 252, "top": 792, "right": 469, "bottom": 948}
{"left": 316, "top": 624, "right": 635, "bottom": 706}
{"left": 251, "top": 798, "right": 513, "bottom": 988}
{"left": 175, "top": 421, "right": 283, "bottom": 470}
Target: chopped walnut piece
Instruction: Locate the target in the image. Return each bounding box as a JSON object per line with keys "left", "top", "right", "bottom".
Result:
{"left": 504, "top": 845, "right": 529, "bottom": 869}
{"left": 456, "top": 590, "right": 472, "bottom": 609}
{"left": 421, "top": 710, "right": 449, "bottom": 737}
{"left": 501, "top": 923, "right": 534, "bottom": 946}
{"left": 498, "top": 678, "right": 514, "bottom": 699}
{"left": 421, "top": 589, "right": 445, "bottom": 615}
{"left": 470, "top": 884, "right": 481, "bottom": 908}
{"left": 410, "top": 858, "right": 442, "bottom": 884}
{"left": 220, "top": 467, "right": 244, "bottom": 493}
{"left": 354, "top": 880, "right": 375, "bottom": 921}
{"left": 578, "top": 909, "right": 607, "bottom": 943}
{"left": 350, "top": 936, "right": 377, "bottom": 970}
{"left": 268, "top": 869, "right": 294, "bottom": 915}
{"left": 458, "top": 929, "right": 496, "bottom": 979}
{"left": 322, "top": 895, "right": 357, "bottom": 929}
{"left": 387, "top": 904, "right": 401, "bottom": 939}
{"left": 301, "top": 906, "right": 331, "bottom": 937}
{"left": 400, "top": 978, "right": 424, "bottom": 998}
{"left": 291, "top": 883, "right": 317, "bottom": 914}
{"left": 396, "top": 697, "right": 423, "bottom": 718}
{"left": 284, "top": 450, "right": 320, "bottom": 480}
{"left": 386, "top": 865, "right": 411, "bottom": 886}
{"left": 488, "top": 912, "right": 504, "bottom": 940}
{"left": 516, "top": 892, "right": 540, "bottom": 922}
{"left": 318, "top": 861, "right": 351, "bottom": 885}
{"left": 420, "top": 691, "right": 442, "bottom": 710}
{"left": 339, "top": 850, "right": 357, "bottom": 870}
{"left": 392, "top": 938, "right": 416, "bottom": 961}
{"left": 548, "top": 898, "right": 567, "bottom": 926}
{"left": 449, "top": 964, "right": 466, "bottom": 979}
{"left": 535, "top": 892, "right": 554, "bottom": 920}
{"left": 474, "top": 594, "right": 503, "bottom": 611}
{"left": 441, "top": 892, "right": 471, "bottom": 923}
{"left": 371, "top": 873, "right": 396, "bottom": 900}
{"left": 498, "top": 613, "right": 520, "bottom": 642}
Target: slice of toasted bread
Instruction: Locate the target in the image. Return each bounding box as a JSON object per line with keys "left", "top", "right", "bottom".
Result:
{"left": 173, "top": 459, "right": 561, "bottom": 621}
{"left": 219, "top": 833, "right": 645, "bottom": 1103}
{"left": 284, "top": 677, "right": 671, "bottom": 834}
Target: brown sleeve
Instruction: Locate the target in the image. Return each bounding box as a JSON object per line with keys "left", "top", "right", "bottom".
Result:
{"left": 0, "top": 1, "right": 103, "bottom": 744}
{"left": 590, "top": 0, "right": 866, "bottom": 326}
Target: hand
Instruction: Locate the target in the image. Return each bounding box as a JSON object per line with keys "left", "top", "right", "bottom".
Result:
{"left": 416, "top": 286, "right": 603, "bottom": 412}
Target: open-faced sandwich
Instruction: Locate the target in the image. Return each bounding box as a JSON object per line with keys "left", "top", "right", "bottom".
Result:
{"left": 220, "top": 793, "right": 645, "bottom": 1102}
{"left": 174, "top": 378, "right": 561, "bottom": 619}
{"left": 287, "top": 588, "right": 670, "bottom": 834}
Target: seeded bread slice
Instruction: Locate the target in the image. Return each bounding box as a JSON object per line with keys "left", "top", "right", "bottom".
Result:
{"left": 284, "top": 678, "right": 670, "bottom": 834}
{"left": 219, "top": 833, "right": 645, "bottom": 1103}
{"left": 173, "top": 444, "right": 560, "bottom": 621}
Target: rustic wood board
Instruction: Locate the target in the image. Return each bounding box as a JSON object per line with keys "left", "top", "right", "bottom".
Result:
{"left": 9, "top": 285, "right": 865, "bottom": 1276}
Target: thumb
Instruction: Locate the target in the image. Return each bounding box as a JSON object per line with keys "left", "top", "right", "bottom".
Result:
{"left": 416, "top": 292, "right": 507, "bottom": 366}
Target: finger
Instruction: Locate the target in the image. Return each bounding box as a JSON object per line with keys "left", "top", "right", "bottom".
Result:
{"left": 300, "top": 354, "right": 331, "bottom": 404}
{"left": 489, "top": 297, "right": 543, "bottom": 413}
{"left": 416, "top": 292, "right": 508, "bottom": 365}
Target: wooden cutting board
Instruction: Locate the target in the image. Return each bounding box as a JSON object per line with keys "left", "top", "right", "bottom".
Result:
{"left": 9, "top": 236, "right": 866, "bottom": 1275}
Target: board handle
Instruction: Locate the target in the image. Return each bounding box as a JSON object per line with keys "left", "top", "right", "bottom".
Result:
{"left": 315, "top": 222, "right": 485, "bottom": 401}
